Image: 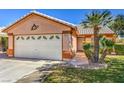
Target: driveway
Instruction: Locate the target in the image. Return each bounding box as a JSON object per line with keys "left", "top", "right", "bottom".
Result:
{"left": 0, "top": 54, "right": 63, "bottom": 83}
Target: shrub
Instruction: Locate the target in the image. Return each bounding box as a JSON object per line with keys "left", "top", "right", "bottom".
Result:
{"left": 0, "top": 37, "right": 8, "bottom": 52}
{"left": 114, "top": 44, "right": 124, "bottom": 55}
{"left": 100, "top": 48, "right": 113, "bottom": 54}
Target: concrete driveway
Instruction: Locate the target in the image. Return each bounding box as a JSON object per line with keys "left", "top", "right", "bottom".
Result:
{"left": 0, "top": 55, "right": 63, "bottom": 83}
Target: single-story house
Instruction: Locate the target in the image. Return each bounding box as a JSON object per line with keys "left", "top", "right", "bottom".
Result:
{"left": 2, "top": 11, "right": 115, "bottom": 60}
{"left": 0, "top": 27, "right": 7, "bottom": 51}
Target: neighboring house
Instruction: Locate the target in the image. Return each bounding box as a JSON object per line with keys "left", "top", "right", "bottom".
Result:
{"left": 2, "top": 11, "right": 115, "bottom": 60}
{"left": 0, "top": 27, "right": 7, "bottom": 51}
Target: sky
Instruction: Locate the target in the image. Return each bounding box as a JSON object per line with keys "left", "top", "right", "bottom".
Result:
{"left": 0, "top": 9, "right": 124, "bottom": 27}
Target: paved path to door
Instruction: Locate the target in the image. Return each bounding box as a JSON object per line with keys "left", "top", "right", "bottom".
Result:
{"left": 0, "top": 54, "right": 63, "bottom": 83}
{"left": 70, "top": 52, "right": 89, "bottom": 66}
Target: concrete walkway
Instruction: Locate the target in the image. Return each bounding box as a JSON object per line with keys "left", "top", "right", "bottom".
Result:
{"left": 69, "top": 52, "right": 89, "bottom": 66}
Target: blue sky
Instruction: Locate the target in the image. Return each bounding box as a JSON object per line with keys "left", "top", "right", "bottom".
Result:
{"left": 0, "top": 9, "right": 124, "bottom": 27}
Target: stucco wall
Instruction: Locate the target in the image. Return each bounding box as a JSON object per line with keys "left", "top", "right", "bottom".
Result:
{"left": 72, "top": 34, "right": 77, "bottom": 52}
{"left": 8, "top": 35, "right": 13, "bottom": 49}
{"left": 8, "top": 14, "right": 71, "bottom": 35}
{"left": 77, "top": 37, "right": 85, "bottom": 51}
{"left": 77, "top": 34, "right": 114, "bottom": 51}
{"left": 6, "top": 14, "right": 76, "bottom": 57}
{"left": 63, "top": 34, "right": 71, "bottom": 51}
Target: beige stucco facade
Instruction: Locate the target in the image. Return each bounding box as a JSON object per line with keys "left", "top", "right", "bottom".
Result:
{"left": 7, "top": 14, "right": 72, "bottom": 35}
{"left": 4, "top": 13, "right": 77, "bottom": 59}
{"left": 77, "top": 34, "right": 115, "bottom": 51}
{"left": 3, "top": 11, "right": 115, "bottom": 60}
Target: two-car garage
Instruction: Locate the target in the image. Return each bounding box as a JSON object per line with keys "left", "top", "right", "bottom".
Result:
{"left": 14, "top": 34, "right": 62, "bottom": 60}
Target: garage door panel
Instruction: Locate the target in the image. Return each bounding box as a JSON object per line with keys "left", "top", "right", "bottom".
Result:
{"left": 14, "top": 34, "right": 62, "bottom": 60}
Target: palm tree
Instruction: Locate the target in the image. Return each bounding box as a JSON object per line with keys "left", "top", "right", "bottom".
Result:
{"left": 81, "top": 10, "right": 112, "bottom": 63}
{"left": 109, "top": 15, "right": 124, "bottom": 37}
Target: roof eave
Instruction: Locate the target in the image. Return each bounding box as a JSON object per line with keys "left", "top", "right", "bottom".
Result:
{"left": 2, "top": 11, "right": 76, "bottom": 33}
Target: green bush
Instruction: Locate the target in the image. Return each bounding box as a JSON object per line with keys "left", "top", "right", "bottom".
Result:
{"left": 100, "top": 48, "right": 113, "bottom": 54}
{"left": 114, "top": 44, "right": 124, "bottom": 55}
{"left": 0, "top": 37, "right": 8, "bottom": 52}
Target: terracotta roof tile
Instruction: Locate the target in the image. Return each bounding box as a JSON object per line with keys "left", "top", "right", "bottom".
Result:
{"left": 77, "top": 25, "right": 114, "bottom": 35}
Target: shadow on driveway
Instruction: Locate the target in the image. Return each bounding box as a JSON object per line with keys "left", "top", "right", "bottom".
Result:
{"left": 0, "top": 52, "right": 7, "bottom": 58}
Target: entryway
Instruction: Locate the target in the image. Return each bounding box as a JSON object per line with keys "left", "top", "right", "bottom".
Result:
{"left": 70, "top": 52, "right": 89, "bottom": 66}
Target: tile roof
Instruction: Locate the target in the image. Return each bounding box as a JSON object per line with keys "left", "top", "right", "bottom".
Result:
{"left": 77, "top": 25, "right": 114, "bottom": 35}
{"left": 2, "top": 10, "right": 114, "bottom": 36}
{"left": 30, "top": 10, "right": 76, "bottom": 28}
{"left": 2, "top": 10, "right": 76, "bottom": 32}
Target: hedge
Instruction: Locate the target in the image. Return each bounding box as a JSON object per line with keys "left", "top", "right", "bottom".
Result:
{"left": 114, "top": 44, "right": 124, "bottom": 55}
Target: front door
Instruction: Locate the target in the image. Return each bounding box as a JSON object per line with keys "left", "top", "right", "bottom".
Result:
{"left": 77, "top": 37, "right": 85, "bottom": 51}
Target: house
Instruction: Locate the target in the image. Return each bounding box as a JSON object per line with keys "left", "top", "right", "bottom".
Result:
{"left": 2, "top": 11, "right": 115, "bottom": 60}
{"left": 0, "top": 27, "right": 7, "bottom": 51}
{"left": 77, "top": 26, "right": 115, "bottom": 51}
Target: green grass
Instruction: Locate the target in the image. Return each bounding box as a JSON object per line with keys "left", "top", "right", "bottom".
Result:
{"left": 44, "top": 56, "right": 124, "bottom": 83}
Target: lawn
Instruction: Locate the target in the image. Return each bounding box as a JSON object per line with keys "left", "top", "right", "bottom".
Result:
{"left": 44, "top": 56, "right": 124, "bottom": 83}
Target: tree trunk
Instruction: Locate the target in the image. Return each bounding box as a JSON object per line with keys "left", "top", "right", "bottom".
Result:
{"left": 93, "top": 27, "right": 100, "bottom": 63}
{"left": 99, "top": 49, "right": 107, "bottom": 63}
{"left": 84, "top": 50, "right": 94, "bottom": 64}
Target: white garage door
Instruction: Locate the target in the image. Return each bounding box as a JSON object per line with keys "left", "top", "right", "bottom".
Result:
{"left": 14, "top": 34, "right": 62, "bottom": 60}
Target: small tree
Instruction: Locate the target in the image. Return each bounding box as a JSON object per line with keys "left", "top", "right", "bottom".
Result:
{"left": 83, "top": 43, "right": 93, "bottom": 64}
{"left": 83, "top": 38, "right": 114, "bottom": 64}
{"left": 99, "top": 37, "right": 115, "bottom": 63}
